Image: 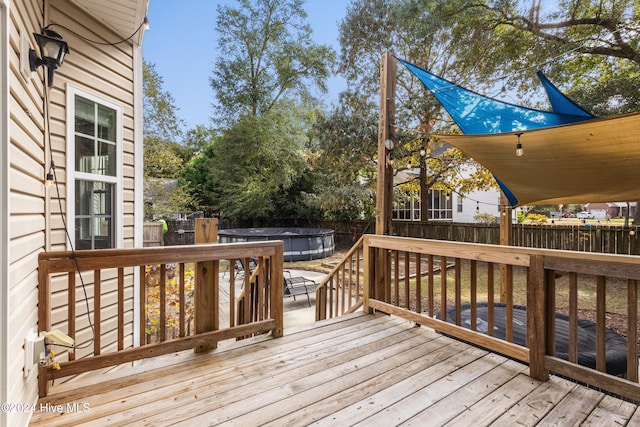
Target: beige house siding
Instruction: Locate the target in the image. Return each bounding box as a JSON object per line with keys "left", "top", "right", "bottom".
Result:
{"left": 4, "top": 0, "right": 145, "bottom": 425}
{"left": 7, "top": 0, "right": 46, "bottom": 425}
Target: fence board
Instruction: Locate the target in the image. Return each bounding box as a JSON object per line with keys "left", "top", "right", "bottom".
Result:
{"left": 308, "top": 220, "right": 640, "bottom": 255}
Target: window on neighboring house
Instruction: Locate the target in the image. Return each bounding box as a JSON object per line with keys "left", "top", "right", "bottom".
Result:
{"left": 393, "top": 194, "right": 421, "bottom": 221}
{"left": 427, "top": 189, "right": 453, "bottom": 220}
{"left": 457, "top": 195, "right": 464, "bottom": 213}
{"left": 68, "top": 88, "right": 122, "bottom": 249}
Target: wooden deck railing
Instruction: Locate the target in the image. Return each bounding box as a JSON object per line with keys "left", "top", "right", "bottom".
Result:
{"left": 37, "top": 241, "right": 283, "bottom": 397}
{"left": 359, "top": 234, "right": 640, "bottom": 403}
{"left": 315, "top": 236, "right": 365, "bottom": 321}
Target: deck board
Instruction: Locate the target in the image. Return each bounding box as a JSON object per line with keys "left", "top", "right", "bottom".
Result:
{"left": 30, "top": 312, "right": 639, "bottom": 427}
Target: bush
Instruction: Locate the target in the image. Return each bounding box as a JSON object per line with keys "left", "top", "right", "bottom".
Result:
{"left": 524, "top": 213, "right": 548, "bottom": 224}
{"left": 474, "top": 212, "right": 497, "bottom": 224}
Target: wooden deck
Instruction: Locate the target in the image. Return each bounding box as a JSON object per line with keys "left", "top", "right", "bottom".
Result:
{"left": 30, "top": 312, "right": 639, "bottom": 426}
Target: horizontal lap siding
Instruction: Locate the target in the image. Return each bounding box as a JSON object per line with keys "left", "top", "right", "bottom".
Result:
{"left": 8, "top": 0, "right": 45, "bottom": 426}
{"left": 46, "top": 0, "right": 138, "bottom": 385}
{"left": 7, "top": 0, "right": 139, "bottom": 424}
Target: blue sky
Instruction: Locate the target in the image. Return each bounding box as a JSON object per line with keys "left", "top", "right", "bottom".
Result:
{"left": 143, "top": 1, "right": 350, "bottom": 131}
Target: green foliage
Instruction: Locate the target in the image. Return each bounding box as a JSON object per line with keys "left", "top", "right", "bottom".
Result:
{"left": 338, "top": 0, "right": 500, "bottom": 215}
{"left": 524, "top": 213, "right": 548, "bottom": 224}
{"left": 305, "top": 92, "right": 378, "bottom": 219}
{"left": 474, "top": 212, "right": 496, "bottom": 224}
{"left": 182, "top": 104, "right": 314, "bottom": 222}
{"left": 143, "top": 60, "right": 193, "bottom": 218}
{"left": 143, "top": 60, "right": 184, "bottom": 142}
{"left": 211, "top": 0, "right": 336, "bottom": 126}
{"left": 454, "top": 0, "right": 640, "bottom": 115}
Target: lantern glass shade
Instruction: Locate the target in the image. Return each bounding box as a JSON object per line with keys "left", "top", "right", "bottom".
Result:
{"left": 33, "top": 30, "right": 69, "bottom": 69}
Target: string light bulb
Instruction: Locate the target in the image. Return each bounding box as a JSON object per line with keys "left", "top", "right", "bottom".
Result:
{"left": 45, "top": 161, "right": 55, "bottom": 187}
{"left": 515, "top": 132, "right": 524, "bottom": 157}
{"left": 476, "top": 201, "right": 480, "bottom": 213}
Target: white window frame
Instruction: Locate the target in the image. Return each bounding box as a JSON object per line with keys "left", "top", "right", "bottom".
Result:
{"left": 66, "top": 85, "right": 123, "bottom": 250}
{"left": 427, "top": 189, "right": 453, "bottom": 221}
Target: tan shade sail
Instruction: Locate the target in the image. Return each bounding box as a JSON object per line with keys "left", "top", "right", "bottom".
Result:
{"left": 433, "top": 112, "right": 640, "bottom": 206}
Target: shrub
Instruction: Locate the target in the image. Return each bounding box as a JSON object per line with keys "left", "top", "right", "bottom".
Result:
{"left": 474, "top": 212, "right": 497, "bottom": 224}
{"left": 524, "top": 213, "right": 548, "bottom": 224}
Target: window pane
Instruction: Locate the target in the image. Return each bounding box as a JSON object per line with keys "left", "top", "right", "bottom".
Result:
{"left": 75, "top": 180, "right": 114, "bottom": 249}
{"left": 75, "top": 95, "right": 117, "bottom": 177}
{"left": 98, "top": 104, "right": 116, "bottom": 142}
{"left": 75, "top": 136, "right": 94, "bottom": 173}
{"left": 75, "top": 96, "right": 95, "bottom": 136}
{"left": 98, "top": 141, "right": 116, "bottom": 176}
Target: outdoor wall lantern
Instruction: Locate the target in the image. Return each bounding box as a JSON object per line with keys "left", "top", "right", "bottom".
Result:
{"left": 515, "top": 132, "right": 524, "bottom": 157}
{"left": 29, "top": 29, "right": 69, "bottom": 87}
{"left": 384, "top": 138, "right": 395, "bottom": 151}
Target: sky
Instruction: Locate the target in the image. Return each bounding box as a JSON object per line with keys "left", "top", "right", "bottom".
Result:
{"left": 143, "top": 1, "right": 351, "bottom": 131}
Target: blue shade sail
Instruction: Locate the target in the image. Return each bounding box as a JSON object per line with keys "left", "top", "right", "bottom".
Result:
{"left": 399, "top": 58, "right": 598, "bottom": 206}
{"left": 536, "top": 71, "right": 595, "bottom": 118}
{"left": 399, "top": 59, "right": 594, "bottom": 135}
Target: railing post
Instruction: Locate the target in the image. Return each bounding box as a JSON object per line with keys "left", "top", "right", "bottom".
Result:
{"left": 270, "top": 243, "right": 284, "bottom": 338}
{"left": 363, "top": 236, "right": 374, "bottom": 314}
{"left": 38, "top": 258, "right": 51, "bottom": 397}
{"left": 527, "top": 254, "right": 549, "bottom": 381}
{"left": 194, "top": 218, "right": 219, "bottom": 352}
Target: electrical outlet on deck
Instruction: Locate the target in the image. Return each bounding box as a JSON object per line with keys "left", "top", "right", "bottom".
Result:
{"left": 23, "top": 329, "right": 37, "bottom": 378}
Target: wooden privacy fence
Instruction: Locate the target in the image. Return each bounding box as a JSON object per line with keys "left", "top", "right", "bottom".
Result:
{"left": 310, "top": 220, "right": 640, "bottom": 255}
{"left": 357, "top": 235, "right": 640, "bottom": 403}
{"left": 37, "top": 241, "right": 284, "bottom": 397}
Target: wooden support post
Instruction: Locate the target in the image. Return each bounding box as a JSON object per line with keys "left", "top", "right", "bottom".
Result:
{"left": 499, "top": 192, "right": 512, "bottom": 303}
{"left": 194, "top": 218, "right": 219, "bottom": 352}
{"left": 527, "top": 254, "right": 549, "bottom": 381}
{"left": 374, "top": 52, "right": 396, "bottom": 308}
{"left": 376, "top": 51, "right": 396, "bottom": 236}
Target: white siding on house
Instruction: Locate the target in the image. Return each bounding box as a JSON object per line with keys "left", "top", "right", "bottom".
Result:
{"left": 4, "top": 0, "right": 143, "bottom": 425}
{"left": 6, "top": 0, "right": 46, "bottom": 424}
{"left": 0, "top": 3, "right": 9, "bottom": 426}
{"left": 452, "top": 190, "right": 501, "bottom": 223}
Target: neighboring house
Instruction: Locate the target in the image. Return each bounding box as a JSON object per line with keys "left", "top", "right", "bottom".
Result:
{"left": 1, "top": 1, "right": 147, "bottom": 426}
{"left": 586, "top": 202, "right": 637, "bottom": 219}
{"left": 393, "top": 188, "right": 501, "bottom": 223}
{"left": 393, "top": 162, "right": 501, "bottom": 223}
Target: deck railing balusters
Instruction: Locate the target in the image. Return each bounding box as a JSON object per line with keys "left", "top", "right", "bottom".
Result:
{"left": 628, "top": 279, "right": 638, "bottom": 382}
{"left": 38, "top": 241, "right": 283, "bottom": 397}
{"left": 358, "top": 235, "right": 639, "bottom": 403}
{"left": 314, "top": 236, "right": 365, "bottom": 321}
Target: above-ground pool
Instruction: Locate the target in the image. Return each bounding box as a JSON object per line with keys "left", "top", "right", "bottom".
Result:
{"left": 218, "top": 227, "right": 334, "bottom": 262}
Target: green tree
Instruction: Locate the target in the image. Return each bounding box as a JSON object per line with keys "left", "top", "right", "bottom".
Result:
{"left": 143, "top": 60, "right": 193, "bottom": 219}
{"left": 143, "top": 60, "right": 184, "bottom": 141}
{"left": 211, "top": 0, "right": 336, "bottom": 126}
{"left": 306, "top": 92, "right": 378, "bottom": 219}
{"left": 448, "top": 0, "right": 640, "bottom": 115}
{"left": 184, "top": 102, "right": 313, "bottom": 223}
{"left": 194, "top": 0, "right": 336, "bottom": 224}
{"left": 447, "top": 0, "right": 640, "bottom": 221}
{"left": 180, "top": 141, "right": 221, "bottom": 217}
{"left": 338, "top": 0, "right": 498, "bottom": 220}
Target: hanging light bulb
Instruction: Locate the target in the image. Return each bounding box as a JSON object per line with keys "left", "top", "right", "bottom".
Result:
{"left": 476, "top": 201, "right": 480, "bottom": 213}
{"left": 515, "top": 132, "right": 524, "bottom": 157}
{"left": 45, "top": 172, "right": 54, "bottom": 187}
{"left": 45, "top": 161, "right": 55, "bottom": 188}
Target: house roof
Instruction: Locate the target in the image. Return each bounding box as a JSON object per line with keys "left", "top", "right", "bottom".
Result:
{"left": 69, "top": 0, "right": 149, "bottom": 45}
{"left": 433, "top": 112, "right": 640, "bottom": 206}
